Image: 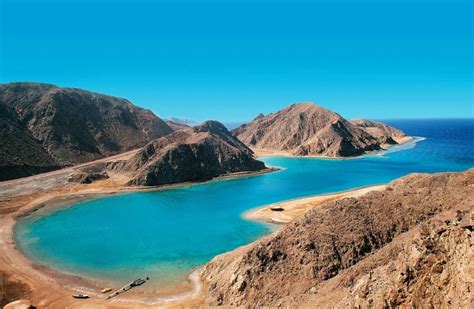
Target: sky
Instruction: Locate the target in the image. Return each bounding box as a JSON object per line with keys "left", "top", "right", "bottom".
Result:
{"left": 0, "top": 0, "right": 472, "bottom": 122}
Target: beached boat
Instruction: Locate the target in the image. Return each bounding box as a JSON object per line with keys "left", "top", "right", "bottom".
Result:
{"left": 131, "top": 278, "right": 146, "bottom": 287}
{"left": 72, "top": 294, "right": 89, "bottom": 299}
{"left": 270, "top": 206, "right": 284, "bottom": 211}
{"left": 101, "top": 287, "right": 112, "bottom": 293}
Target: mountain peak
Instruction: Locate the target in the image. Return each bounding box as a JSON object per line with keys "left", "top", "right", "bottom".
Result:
{"left": 193, "top": 120, "right": 229, "bottom": 135}
{"left": 232, "top": 103, "right": 407, "bottom": 157}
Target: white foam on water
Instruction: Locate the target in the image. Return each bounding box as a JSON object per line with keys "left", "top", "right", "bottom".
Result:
{"left": 369, "top": 137, "right": 426, "bottom": 159}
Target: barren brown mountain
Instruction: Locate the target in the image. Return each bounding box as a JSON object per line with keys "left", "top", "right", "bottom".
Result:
{"left": 117, "top": 120, "right": 267, "bottom": 186}
{"left": 0, "top": 82, "right": 173, "bottom": 181}
{"left": 233, "top": 103, "right": 408, "bottom": 157}
{"left": 203, "top": 169, "right": 473, "bottom": 307}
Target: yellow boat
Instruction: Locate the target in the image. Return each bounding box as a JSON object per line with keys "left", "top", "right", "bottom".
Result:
{"left": 101, "top": 287, "right": 112, "bottom": 293}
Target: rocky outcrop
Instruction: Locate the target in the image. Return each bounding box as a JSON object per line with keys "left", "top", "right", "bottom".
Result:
{"left": 121, "top": 121, "right": 267, "bottom": 186}
{"left": 202, "top": 169, "right": 473, "bottom": 307}
{"left": 350, "top": 118, "right": 407, "bottom": 146}
{"left": 0, "top": 82, "right": 172, "bottom": 181}
{"left": 68, "top": 171, "right": 109, "bottom": 184}
{"left": 0, "top": 272, "right": 31, "bottom": 308}
{"left": 233, "top": 103, "right": 408, "bottom": 157}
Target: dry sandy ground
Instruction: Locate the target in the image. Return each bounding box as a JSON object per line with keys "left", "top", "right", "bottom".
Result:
{"left": 0, "top": 148, "right": 139, "bottom": 201}
{"left": 245, "top": 185, "right": 386, "bottom": 224}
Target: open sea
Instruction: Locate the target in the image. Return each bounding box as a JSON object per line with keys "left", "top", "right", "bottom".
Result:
{"left": 15, "top": 119, "right": 474, "bottom": 289}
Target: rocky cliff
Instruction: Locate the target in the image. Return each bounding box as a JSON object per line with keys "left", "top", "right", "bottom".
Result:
{"left": 233, "top": 103, "right": 408, "bottom": 157}
{"left": 0, "top": 82, "right": 172, "bottom": 180}
{"left": 202, "top": 169, "right": 473, "bottom": 307}
{"left": 120, "top": 120, "right": 267, "bottom": 186}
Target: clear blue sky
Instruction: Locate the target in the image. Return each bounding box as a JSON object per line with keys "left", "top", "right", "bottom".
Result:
{"left": 0, "top": 0, "right": 472, "bottom": 122}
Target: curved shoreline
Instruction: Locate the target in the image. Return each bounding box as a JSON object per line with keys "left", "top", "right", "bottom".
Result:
{"left": 1, "top": 168, "right": 276, "bottom": 307}
{"left": 243, "top": 184, "right": 387, "bottom": 224}
{"left": 6, "top": 182, "right": 386, "bottom": 307}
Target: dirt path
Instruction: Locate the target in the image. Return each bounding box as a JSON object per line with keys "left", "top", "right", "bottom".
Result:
{"left": 0, "top": 149, "right": 140, "bottom": 201}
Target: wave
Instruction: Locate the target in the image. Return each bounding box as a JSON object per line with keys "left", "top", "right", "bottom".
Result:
{"left": 370, "top": 136, "right": 426, "bottom": 158}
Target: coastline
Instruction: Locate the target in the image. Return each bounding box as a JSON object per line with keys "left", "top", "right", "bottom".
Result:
{"left": 253, "top": 135, "right": 417, "bottom": 159}
{"left": 244, "top": 184, "right": 387, "bottom": 224}
{"left": 0, "top": 167, "right": 277, "bottom": 308}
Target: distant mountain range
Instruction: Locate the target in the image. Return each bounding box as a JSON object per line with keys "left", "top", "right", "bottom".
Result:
{"left": 165, "top": 117, "right": 199, "bottom": 127}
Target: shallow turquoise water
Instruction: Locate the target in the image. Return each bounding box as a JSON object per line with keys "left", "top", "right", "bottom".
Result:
{"left": 15, "top": 119, "right": 474, "bottom": 288}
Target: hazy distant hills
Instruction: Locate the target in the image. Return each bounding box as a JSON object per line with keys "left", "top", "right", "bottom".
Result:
{"left": 165, "top": 117, "right": 199, "bottom": 127}
{"left": 0, "top": 82, "right": 172, "bottom": 180}
{"left": 233, "top": 103, "right": 408, "bottom": 157}
{"left": 116, "top": 120, "right": 266, "bottom": 186}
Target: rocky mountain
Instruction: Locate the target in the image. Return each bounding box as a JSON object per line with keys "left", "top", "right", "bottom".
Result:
{"left": 119, "top": 120, "right": 267, "bottom": 186}
{"left": 202, "top": 169, "right": 473, "bottom": 307}
{"left": 233, "top": 103, "right": 408, "bottom": 157}
{"left": 0, "top": 82, "right": 173, "bottom": 181}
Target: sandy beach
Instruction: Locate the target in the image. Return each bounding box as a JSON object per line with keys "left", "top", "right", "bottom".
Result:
{"left": 244, "top": 185, "right": 386, "bottom": 224}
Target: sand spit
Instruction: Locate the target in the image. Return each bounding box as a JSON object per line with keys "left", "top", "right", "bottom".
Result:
{"left": 245, "top": 185, "right": 386, "bottom": 224}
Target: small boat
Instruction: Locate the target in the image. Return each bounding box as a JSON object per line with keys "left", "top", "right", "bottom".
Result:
{"left": 72, "top": 294, "right": 89, "bottom": 299}
{"left": 101, "top": 287, "right": 112, "bottom": 293}
{"left": 130, "top": 278, "right": 146, "bottom": 287}
{"left": 270, "top": 206, "right": 284, "bottom": 211}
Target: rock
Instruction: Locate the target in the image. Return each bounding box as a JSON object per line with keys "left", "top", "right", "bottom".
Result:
{"left": 0, "top": 82, "right": 173, "bottom": 181}
{"left": 3, "top": 299, "right": 32, "bottom": 309}
{"left": 202, "top": 169, "right": 474, "bottom": 307}
{"left": 349, "top": 119, "right": 406, "bottom": 145}
{"left": 68, "top": 171, "right": 109, "bottom": 184}
{"left": 233, "top": 103, "right": 408, "bottom": 157}
{"left": 120, "top": 120, "right": 267, "bottom": 186}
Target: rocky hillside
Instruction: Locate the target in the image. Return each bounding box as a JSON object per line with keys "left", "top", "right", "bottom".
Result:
{"left": 350, "top": 118, "right": 407, "bottom": 146}
{"left": 233, "top": 103, "right": 408, "bottom": 157}
{"left": 119, "top": 120, "right": 267, "bottom": 186}
{"left": 0, "top": 82, "right": 172, "bottom": 181}
{"left": 202, "top": 169, "right": 473, "bottom": 307}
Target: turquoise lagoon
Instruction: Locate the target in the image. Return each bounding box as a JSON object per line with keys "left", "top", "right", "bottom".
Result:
{"left": 15, "top": 119, "right": 474, "bottom": 289}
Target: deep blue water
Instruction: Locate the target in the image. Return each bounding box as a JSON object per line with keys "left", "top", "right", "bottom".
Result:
{"left": 15, "top": 119, "right": 473, "bottom": 289}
